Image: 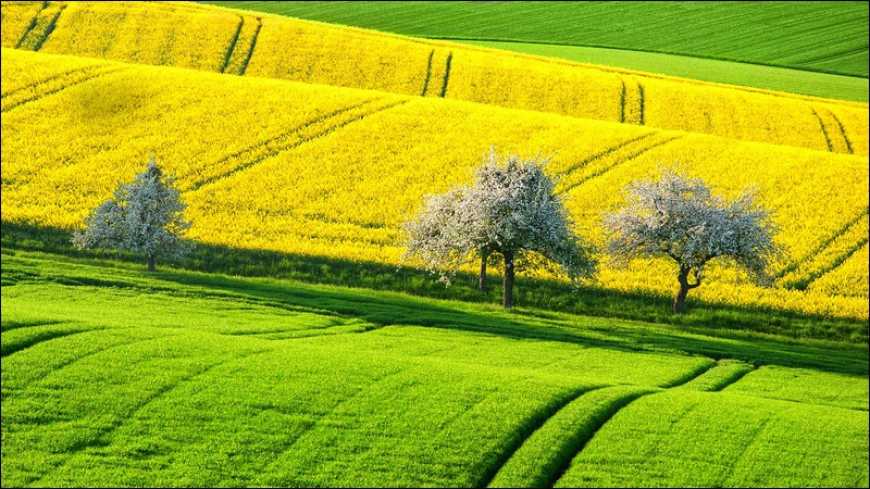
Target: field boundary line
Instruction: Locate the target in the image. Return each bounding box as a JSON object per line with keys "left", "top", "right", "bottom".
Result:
{"left": 439, "top": 52, "right": 453, "bottom": 97}
{"left": 219, "top": 16, "right": 244, "bottom": 73}
{"left": 560, "top": 134, "right": 682, "bottom": 195}
{"left": 420, "top": 49, "right": 434, "bottom": 96}
{"left": 238, "top": 17, "right": 262, "bottom": 76}
{"left": 423, "top": 36, "right": 868, "bottom": 105}
{"left": 188, "top": 99, "right": 409, "bottom": 191}
{"left": 13, "top": 0, "right": 49, "bottom": 49}
{"left": 1, "top": 66, "right": 126, "bottom": 113}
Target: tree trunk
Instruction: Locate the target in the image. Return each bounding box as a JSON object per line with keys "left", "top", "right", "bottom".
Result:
{"left": 502, "top": 251, "right": 514, "bottom": 309}
{"left": 673, "top": 267, "right": 700, "bottom": 313}
{"left": 147, "top": 254, "right": 156, "bottom": 272}
{"left": 673, "top": 280, "right": 689, "bottom": 313}
{"left": 479, "top": 252, "right": 488, "bottom": 291}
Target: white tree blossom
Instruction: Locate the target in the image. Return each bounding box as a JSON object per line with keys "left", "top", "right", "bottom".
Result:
{"left": 73, "top": 157, "right": 191, "bottom": 271}
{"left": 605, "top": 169, "right": 779, "bottom": 313}
{"left": 405, "top": 150, "right": 596, "bottom": 308}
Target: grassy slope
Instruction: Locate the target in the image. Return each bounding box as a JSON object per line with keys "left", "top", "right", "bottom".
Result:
{"left": 207, "top": 1, "right": 870, "bottom": 76}
{"left": 207, "top": 1, "right": 869, "bottom": 101}
{"left": 1, "top": 249, "right": 868, "bottom": 486}
{"left": 467, "top": 40, "right": 869, "bottom": 102}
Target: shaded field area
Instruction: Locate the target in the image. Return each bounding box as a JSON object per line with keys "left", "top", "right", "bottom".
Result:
{"left": 3, "top": 222, "right": 868, "bottom": 346}
{"left": 1, "top": 249, "right": 867, "bottom": 487}
{"left": 208, "top": 1, "right": 870, "bottom": 77}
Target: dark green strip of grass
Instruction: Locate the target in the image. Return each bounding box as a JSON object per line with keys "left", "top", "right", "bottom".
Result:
{"left": 2, "top": 220, "right": 866, "bottom": 344}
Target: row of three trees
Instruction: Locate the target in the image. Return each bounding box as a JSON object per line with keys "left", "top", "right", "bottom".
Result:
{"left": 75, "top": 154, "right": 778, "bottom": 314}
{"left": 405, "top": 151, "right": 778, "bottom": 313}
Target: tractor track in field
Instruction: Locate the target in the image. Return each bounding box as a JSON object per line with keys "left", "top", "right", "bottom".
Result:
{"left": 1, "top": 64, "right": 104, "bottom": 99}
{"left": 811, "top": 107, "right": 835, "bottom": 152}
{"left": 439, "top": 52, "right": 453, "bottom": 97}
{"left": 185, "top": 98, "right": 408, "bottom": 192}
{"left": 555, "top": 132, "right": 655, "bottom": 182}
{"left": 799, "top": 236, "right": 869, "bottom": 290}
{"left": 251, "top": 366, "right": 413, "bottom": 486}
{"left": 219, "top": 16, "right": 245, "bottom": 73}
{"left": 16, "top": 1, "right": 67, "bottom": 52}
{"left": 13, "top": 0, "right": 49, "bottom": 49}
{"left": 28, "top": 346, "right": 276, "bottom": 486}
{"left": 3, "top": 331, "right": 184, "bottom": 394}
{"left": 1, "top": 326, "right": 101, "bottom": 358}
{"left": 558, "top": 134, "right": 682, "bottom": 195}
{"left": 485, "top": 358, "right": 766, "bottom": 488}
{"left": 825, "top": 107, "right": 853, "bottom": 154}
{"left": 420, "top": 49, "right": 435, "bottom": 96}
{"left": 237, "top": 17, "right": 262, "bottom": 76}
{"left": 775, "top": 207, "right": 869, "bottom": 287}
{"left": 812, "top": 105, "right": 854, "bottom": 154}
{"left": 1, "top": 66, "right": 127, "bottom": 113}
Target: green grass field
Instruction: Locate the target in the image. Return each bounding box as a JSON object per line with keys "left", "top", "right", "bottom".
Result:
{"left": 208, "top": 1, "right": 869, "bottom": 100}
{"left": 2, "top": 249, "right": 868, "bottom": 487}
{"left": 467, "top": 41, "right": 869, "bottom": 102}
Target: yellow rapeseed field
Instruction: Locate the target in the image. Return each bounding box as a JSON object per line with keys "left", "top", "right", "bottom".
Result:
{"left": 2, "top": 49, "right": 867, "bottom": 319}
{"left": 1, "top": 1, "right": 867, "bottom": 154}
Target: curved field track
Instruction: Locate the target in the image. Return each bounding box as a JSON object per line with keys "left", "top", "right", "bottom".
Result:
{"left": 2, "top": 49, "right": 868, "bottom": 322}
{"left": 1, "top": 251, "right": 867, "bottom": 487}
{"left": 1, "top": 1, "right": 867, "bottom": 154}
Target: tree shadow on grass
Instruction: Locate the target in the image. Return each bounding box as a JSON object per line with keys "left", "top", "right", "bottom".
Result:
{"left": 150, "top": 267, "right": 868, "bottom": 377}
{"left": 3, "top": 220, "right": 867, "bottom": 375}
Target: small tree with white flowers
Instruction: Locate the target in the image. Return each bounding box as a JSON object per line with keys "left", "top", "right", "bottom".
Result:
{"left": 605, "top": 170, "right": 779, "bottom": 313}
{"left": 405, "top": 150, "right": 596, "bottom": 309}
{"left": 73, "top": 157, "right": 191, "bottom": 271}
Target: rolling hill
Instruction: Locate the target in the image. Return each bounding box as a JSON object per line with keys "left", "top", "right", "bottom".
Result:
{"left": 208, "top": 1, "right": 870, "bottom": 101}
{"left": 2, "top": 48, "right": 868, "bottom": 323}
{"left": 1, "top": 1, "right": 867, "bottom": 154}
{"left": 206, "top": 1, "right": 869, "bottom": 77}
{"left": 1, "top": 250, "right": 867, "bottom": 487}
{"left": 2, "top": 2, "right": 869, "bottom": 487}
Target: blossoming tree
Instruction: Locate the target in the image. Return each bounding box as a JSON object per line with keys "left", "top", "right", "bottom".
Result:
{"left": 73, "top": 157, "right": 190, "bottom": 271}
{"left": 605, "top": 170, "right": 779, "bottom": 313}
{"left": 405, "top": 150, "right": 596, "bottom": 309}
